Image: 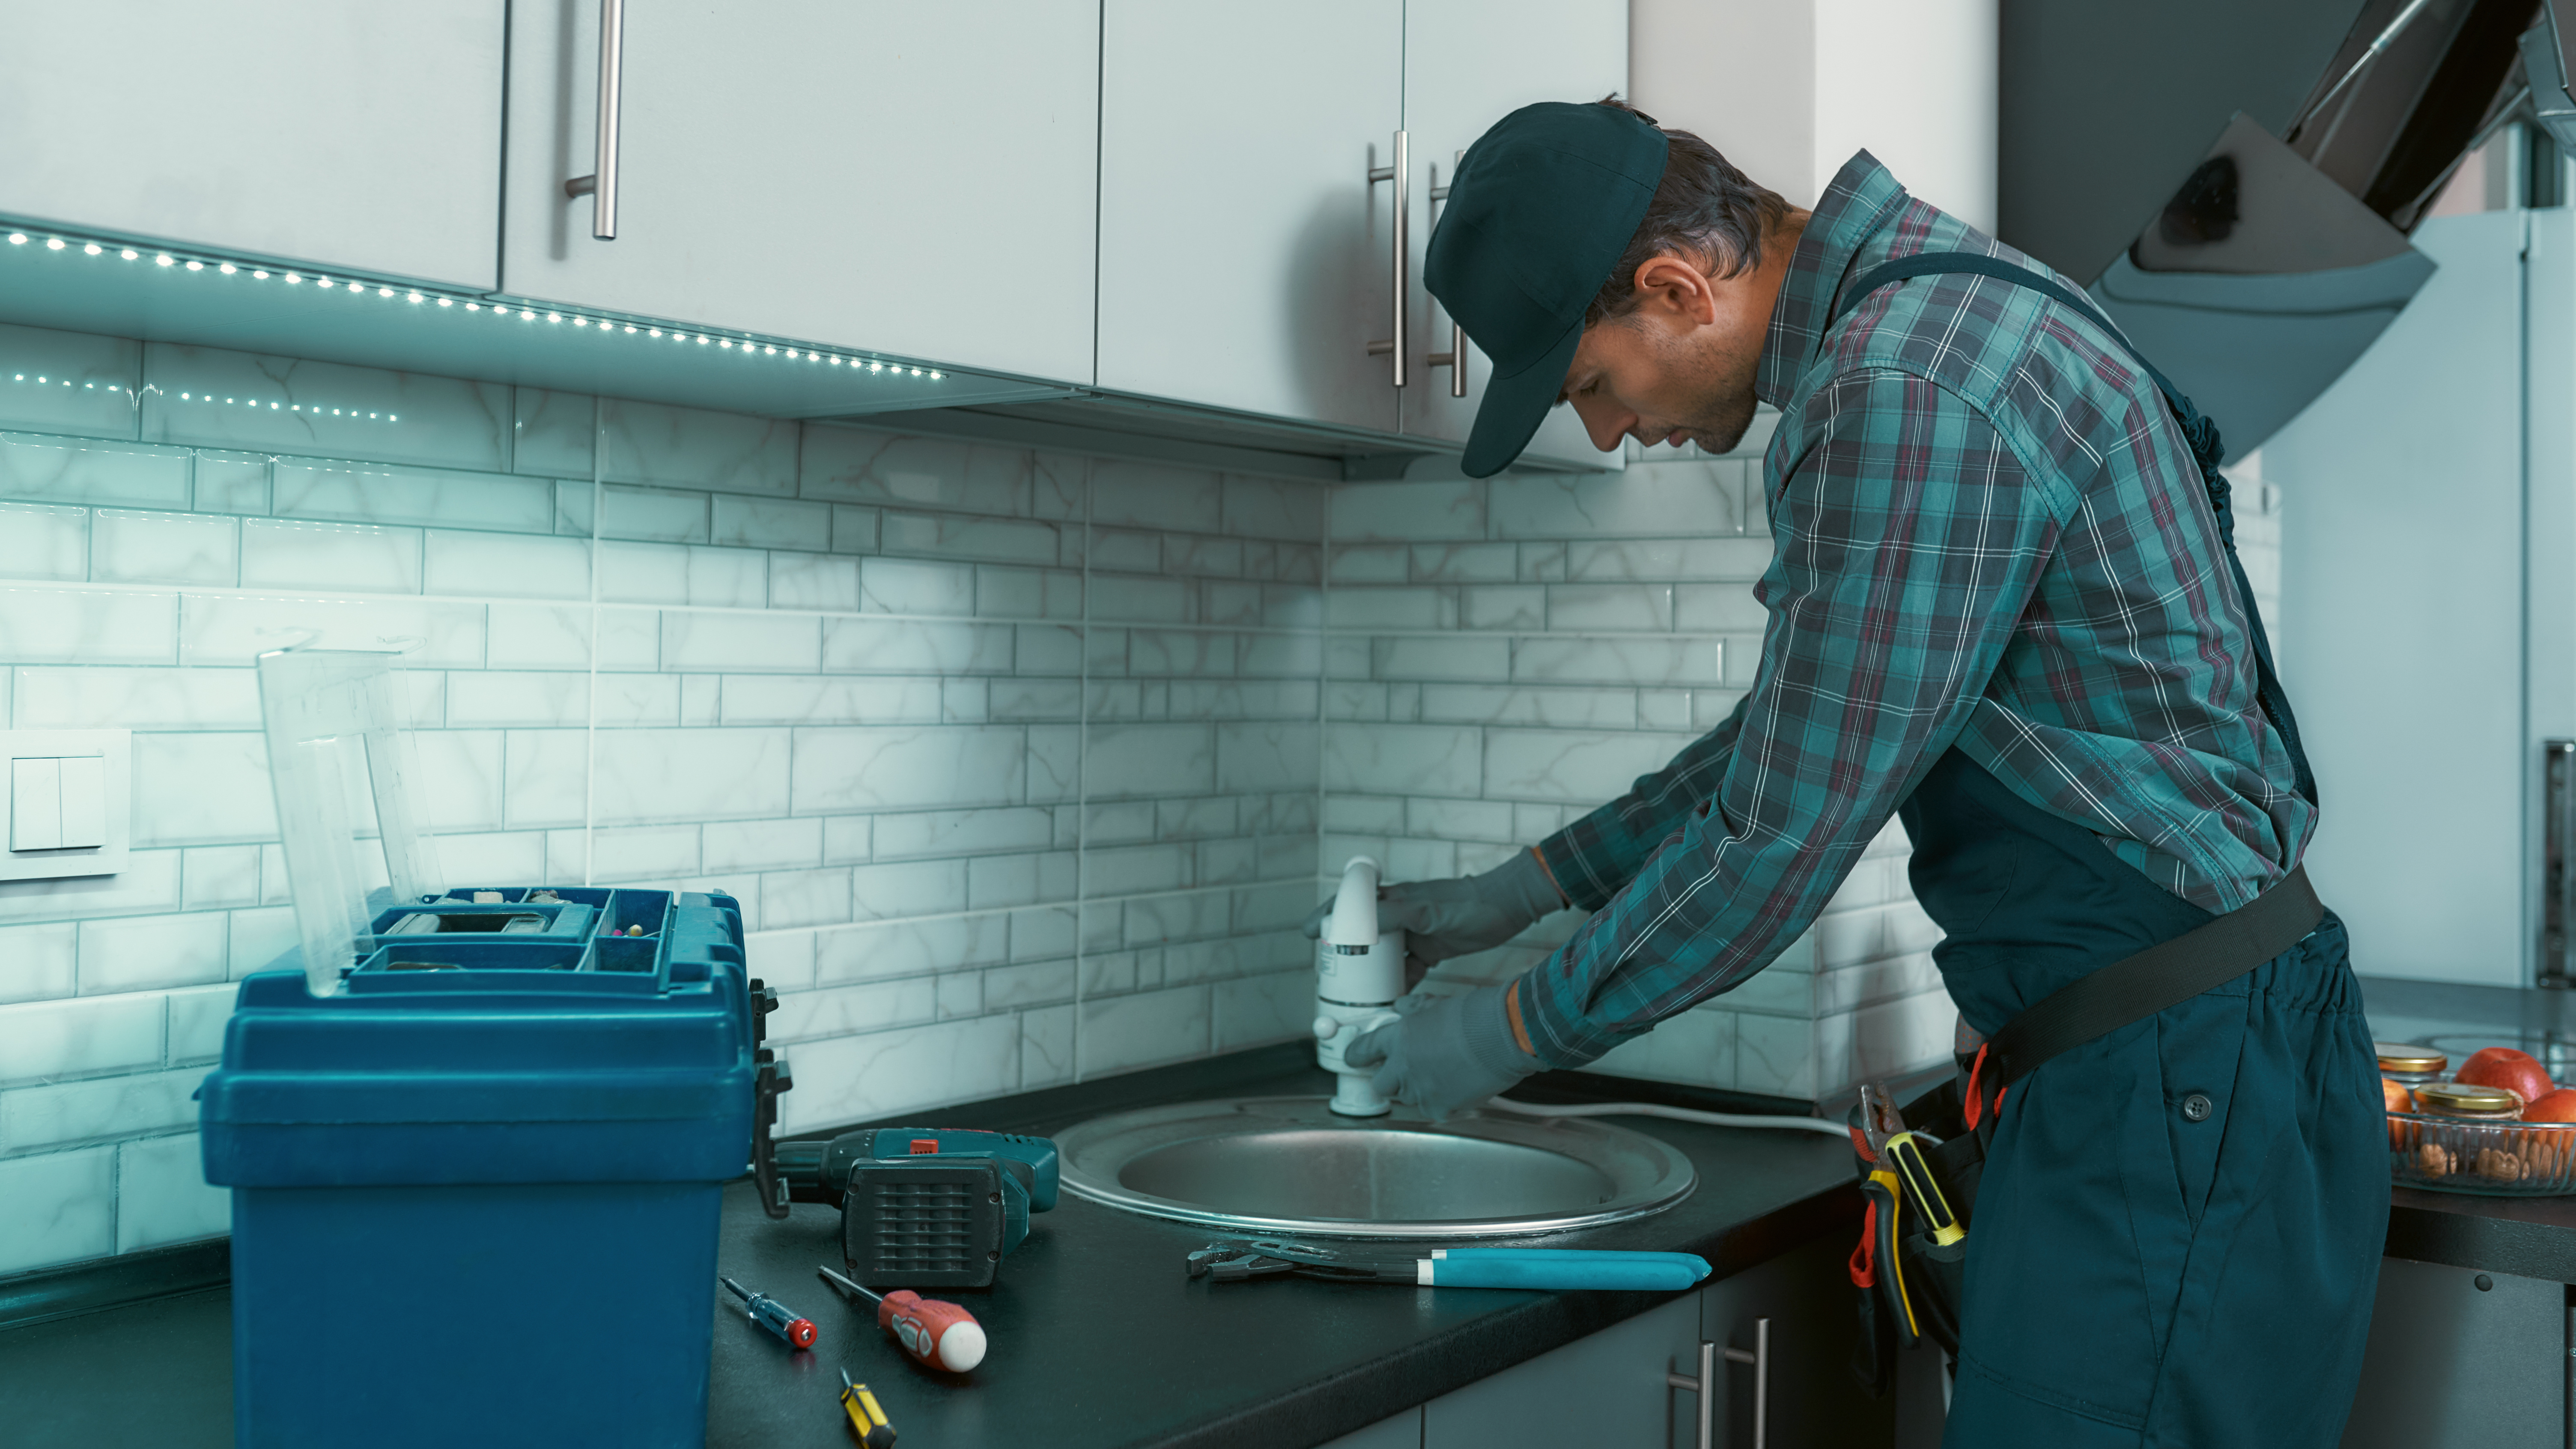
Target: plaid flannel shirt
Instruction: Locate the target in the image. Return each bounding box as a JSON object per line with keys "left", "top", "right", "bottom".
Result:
{"left": 1519, "top": 152, "right": 2315, "bottom": 1069}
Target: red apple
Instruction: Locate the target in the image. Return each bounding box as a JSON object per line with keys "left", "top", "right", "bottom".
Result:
{"left": 2457, "top": 1047, "right": 2555, "bottom": 1107}
{"left": 2524, "top": 1088, "right": 2576, "bottom": 1123}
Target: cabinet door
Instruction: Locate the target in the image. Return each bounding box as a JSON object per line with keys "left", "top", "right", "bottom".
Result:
{"left": 1423, "top": 1293, "right": 1701, "bottom": 1449}
{"left": 501, "top": 1, "right": 1096, "bottom": 384}
{"left": 1096, "top": 0, "right": 1402, "bottom": 434}
{"left": 1699, "top": 1235, "right": 1897, "bottom": 1447}
{"left": 0, "top": 1, "right": 503, "bottom": 290}
{"left": 1401, "top": 0, "right": 1628, "bottom": 469}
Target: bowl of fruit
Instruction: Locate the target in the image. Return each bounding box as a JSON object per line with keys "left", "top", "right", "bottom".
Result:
{"left": 2385, "top": 1043, "right": 2576, "bottom": 1196}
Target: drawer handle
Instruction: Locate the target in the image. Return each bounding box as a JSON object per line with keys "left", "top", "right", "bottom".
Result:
{"left": 1365, "top": 130, "right": 1408, "bottom": 388}
{"left": 562, "top": 0, "right": 625, "bottom": 240}
{"left": 1668, "top": 1319, "right": 1765, "bottom": 1449}
{"left": 1425, "top": 156, "right": 1466, "bottom": 398}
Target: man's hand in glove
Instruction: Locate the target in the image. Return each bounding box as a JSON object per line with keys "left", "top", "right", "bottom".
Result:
{"left": 1342, "top": 982, "right": 1540, "bottom": 1119}
{"left": 1301, "top": 848, "right": 1565, "bottom": 987}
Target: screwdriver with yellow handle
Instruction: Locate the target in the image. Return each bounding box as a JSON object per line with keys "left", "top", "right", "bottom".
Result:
{"left": 839, "top": 1368, "right": 896, "bottom": 1448}
{"left": 1883, "top": 1131, "right": 1966, "bottom": 1246}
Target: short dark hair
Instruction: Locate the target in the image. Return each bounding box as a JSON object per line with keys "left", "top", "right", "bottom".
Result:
{"left": 1585, "top": 97, "right": 1791, "bottom": 327}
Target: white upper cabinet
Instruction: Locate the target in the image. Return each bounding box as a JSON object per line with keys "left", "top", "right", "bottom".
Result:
{"left": 501, "top": 1, "right": 1097, "bottom": 385}
{"left": 0, "top": 2, "right": 506, "bottom": 291}
{"left": 1401, "top": 0, "right": 1629, "bottom": 467}
{"left": 1096, "top": 0, "right": 1404, "bottom": 435}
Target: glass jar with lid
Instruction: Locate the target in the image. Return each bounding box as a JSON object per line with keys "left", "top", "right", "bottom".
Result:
{"left": 2375, "top": 1041, "right": 2448, "bottom": 1089}
{"left": 2413, "top": 1081, "right": 2522, "bottom": 1120}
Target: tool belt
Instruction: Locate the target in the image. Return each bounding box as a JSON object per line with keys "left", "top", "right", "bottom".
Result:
{"left": 1844, "top": 864, "right": 2325, "bottom": 1390}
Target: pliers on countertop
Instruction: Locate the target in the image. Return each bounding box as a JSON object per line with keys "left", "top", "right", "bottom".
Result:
{"left": 1186, "top": 1240, "right": 1416, "bottom": 1284}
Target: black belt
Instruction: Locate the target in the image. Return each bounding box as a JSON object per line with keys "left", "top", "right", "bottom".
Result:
{"left": 1984, "top": 862, "right": 2325, "bottom": 1096}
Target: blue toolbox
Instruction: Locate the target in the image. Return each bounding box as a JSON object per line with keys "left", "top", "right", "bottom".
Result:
{"left": 200, "top": 884, "right": 791, "bottom": 1449}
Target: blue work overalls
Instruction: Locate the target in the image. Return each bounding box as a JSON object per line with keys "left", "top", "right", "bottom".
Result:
{"left": 1901, "top": 752, "right": 2382, "bottom": 1444}
{"left": 1826, "top": 250, "right": 2388, "bottom": 1444}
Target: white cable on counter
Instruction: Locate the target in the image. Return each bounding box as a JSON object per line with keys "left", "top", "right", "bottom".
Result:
{"left": 1486, "top": 1097, "right": 1853, "bottom": 1140}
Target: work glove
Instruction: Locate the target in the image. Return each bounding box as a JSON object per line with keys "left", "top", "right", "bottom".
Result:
{"left": 1301, "top": 848, "right": 1565, "bottom": 987}
{"left": 1342, "top": 982, "right": 1541, "bottom": 1121}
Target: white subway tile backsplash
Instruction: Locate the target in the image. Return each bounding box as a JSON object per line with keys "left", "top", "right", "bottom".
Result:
{"left": 598, "top": 540, "right": 765, "bottom": 608}
{"left": 0, "top": 1147, "right": 115, "bottom": 1273}
{"left": 713, "top": 496, "right": 830, "bottom": 551}
{"left": 131, "top": 732, "right": 275, "bottom": 846}
{"left": 821, "top": 617, "right": 1014, "bottom": 674}
{"left": 240, "top": 519, "right": 422, "bottom": 594}
{"left": 661, "top": 611, "right": 820, "bottom": 673}
{"left": 1511, "top": 635, "right": 1721, "bottom": 687}
{"left": 193, "top": 451, "right": 272, "bottom": 515}
{"left": 0, "top": 993, "right": 164, "bottom": 1085}
{"left": 271, "top": 460, "right": 553, "bottom": 534}
{"left": 599, "top": 399, "right": 796, "bottom": 497}
{"left": 0, "top": 433, "right": 190, "bottom": 510}
{"left": 0, "top": 502, "right": 87, "bottom": 582}
{"left": 77, "top": 913, "right": 227, "bottom": 994}
{"left": 1324, "top": 725, "right": 1481, "bottom": 797}
{"left": 179, "top": 593, "right": 482, "bottom": 668}
{"left": 422, "top": 530, "right": 591, "bottom": 601}
{"left": 0, "top": 921, "right": 77, "bottom": 1005}
{"left": 802, "top": 430, "right": 1024, "bottom": 515}
{"left": 1091, "top": 461, "right": 1224, "bottom": 533}
{"left": 1547, "top": 584, "right": 1673, "bottom": 632}
{"left": 1481, "top": 730, "right": 1697, "bottom": 805}
{"left": 1079, "top": 986, "right": 1211, "bottom": 1075}
{"left": 115, "top": 1132, "right": 230, "bottom": 1251}
{"left": 0, "top": 1066, "right": 205, "bottom": 1154}
{"left": 0, "top": 850, "right": 183, "bottom": 927}
{"left": 778, "top": 1014, "right": 1021, "bottom": 1134}
{"left": 512, "top": 388, "right": 594, "bottom": 477}
{"left": 861, "top": 557, "right": 976, "bottom": 616}
{"left": 592, "top": 727, "right": 791, "bottom": 824}
{"left": 601, "top": 485, "right": 712, "bottom": 543}
{"left": 1330, "top": 480, "right": 1482, "bottom": 541}
{"left": 0, "top": 322, "right": 142, "bottom": 439}
{"left": 142, "top": 344, "right": 509, "bottom": 472}
{"left": 791, "top": 726, "right": 1029, "bottom": 813}
{"left": 1490, "top": 464, "right": 1746, "bottom": 539}
{"left": 90, "top": 509, "right": 236, "bottom": 586}
{"left": 881, "top": 510, "right": 1060, "bottom": 565}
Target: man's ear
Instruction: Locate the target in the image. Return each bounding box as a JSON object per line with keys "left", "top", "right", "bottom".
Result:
{"left": 1628, "top": 253, "right": 1720, "bottom": 327}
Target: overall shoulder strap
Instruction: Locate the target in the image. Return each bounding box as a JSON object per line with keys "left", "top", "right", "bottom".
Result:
{"left": 1828, "top": 250, "right": 2317, "bottom": 807}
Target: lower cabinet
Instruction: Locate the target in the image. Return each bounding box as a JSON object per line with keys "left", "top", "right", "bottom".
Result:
{"left": 1325, "top": 1234, "right": 1892, "bottom": 1449}
{"left": 2339, "top": 1256, "right": 2567, "bottom": 1449}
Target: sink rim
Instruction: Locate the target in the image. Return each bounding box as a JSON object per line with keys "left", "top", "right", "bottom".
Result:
{"left": 1054, "top": 1094, "right": 1698, "bottom": 1240}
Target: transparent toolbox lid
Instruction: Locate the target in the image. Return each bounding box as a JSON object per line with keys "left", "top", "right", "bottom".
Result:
{"left": 256, "top": 646, "right": 442, "bottom": 996}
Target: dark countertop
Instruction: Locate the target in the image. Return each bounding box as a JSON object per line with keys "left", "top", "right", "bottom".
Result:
{"left": 0, "top": 1045, "right": 1867, "bottom": 1449}
{"left": 12, "top": 1041, "right": 2575, "bottom": 1449}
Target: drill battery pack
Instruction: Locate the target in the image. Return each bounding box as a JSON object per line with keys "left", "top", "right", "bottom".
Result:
{"left": 843, "top": 1158, "right": 1023, "bottom": 1289}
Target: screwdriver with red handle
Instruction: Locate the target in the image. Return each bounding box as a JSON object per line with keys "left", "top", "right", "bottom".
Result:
{"left": 721, "top": 1276, "right": 817, "bottom": 1349}
{"left": 817, "top": 1264, "right": 987, "bottom": 1372}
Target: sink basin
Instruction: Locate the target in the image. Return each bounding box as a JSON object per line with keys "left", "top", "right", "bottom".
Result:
{"left": 1054, "top": 1096, "right": 1696, "bottom": 1239}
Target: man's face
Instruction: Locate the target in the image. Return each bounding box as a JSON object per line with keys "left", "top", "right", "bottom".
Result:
{"left": 1555, "top": 250, "right": 1777, "bottom": 456}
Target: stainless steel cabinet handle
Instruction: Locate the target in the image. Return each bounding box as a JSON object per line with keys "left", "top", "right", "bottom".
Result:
{"left": 1366, "top": 130, "right": 1408, "bottom": 387}
{"left": 1668, "top": 1319, "right": 1766, "bottom": 1449}
{"left": 562, "top": 0, "right": 625, "bottom": 240}
{"left": 1425, "top": 158, "right": 1466, "bottom": 398}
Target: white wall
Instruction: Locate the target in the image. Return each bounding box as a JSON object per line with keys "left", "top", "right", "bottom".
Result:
{"left": 1632, "top": 0, "right": 1998, "bottom": 230}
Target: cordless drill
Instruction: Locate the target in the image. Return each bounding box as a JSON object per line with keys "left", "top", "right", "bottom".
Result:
{"left": 773, "top": 1127, "right": 1058, "bottom": 1289}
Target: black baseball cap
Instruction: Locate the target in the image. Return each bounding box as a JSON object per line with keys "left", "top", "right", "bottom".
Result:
{"left": 1425, "top": 101, "right": 1670, "bottom": 478}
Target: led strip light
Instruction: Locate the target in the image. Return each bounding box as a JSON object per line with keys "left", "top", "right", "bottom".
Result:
{"left": 2, "top": 229, "right": 947, "bottom": 382}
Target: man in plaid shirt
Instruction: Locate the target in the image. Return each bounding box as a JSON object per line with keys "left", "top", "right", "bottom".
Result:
{"left": 1315, "top": 100, "right": 2381, "bottom": 1443}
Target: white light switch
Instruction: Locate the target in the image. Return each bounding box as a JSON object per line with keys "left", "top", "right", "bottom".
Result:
{"left": 10, "top": 758, "right": 61, "bottom": 850}
{"left": 0, "top": 731, "right": 130, "bottom": 880}
{"left": 58, "top": 756, "right": 105, "bottom": 850}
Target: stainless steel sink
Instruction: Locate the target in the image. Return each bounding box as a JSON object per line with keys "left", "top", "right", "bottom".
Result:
{"left": 1055, "top": 1096, "right": 1696, "bottom": 1239}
